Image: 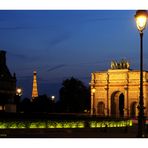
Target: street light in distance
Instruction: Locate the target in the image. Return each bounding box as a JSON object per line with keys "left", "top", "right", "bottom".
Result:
{"left": 16, "top": 87, "right": 23, "bottom": 96}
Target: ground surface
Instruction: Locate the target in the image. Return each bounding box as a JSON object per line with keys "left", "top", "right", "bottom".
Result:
{"left": 0, "top": 125, "right": 147, "bottom": 138}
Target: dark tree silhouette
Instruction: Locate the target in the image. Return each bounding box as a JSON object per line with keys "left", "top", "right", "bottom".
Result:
{"left": 59, "top": 77, "right": 90, "bottom": 113}
{"left": 20, "top": 98, "right": 32, "bottom": 113}
{"left": 19, "top": 95, "right": 55, "bottom": 113}
{"left": 32, "top": 94, "right": 54, "bottom": 113}
{"left": 14, "top": 95, "right": 21, "bottom": 112}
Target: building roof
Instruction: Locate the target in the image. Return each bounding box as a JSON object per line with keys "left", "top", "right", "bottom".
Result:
{"left": 0, "top": 50, "right": 14, "bottom": 80}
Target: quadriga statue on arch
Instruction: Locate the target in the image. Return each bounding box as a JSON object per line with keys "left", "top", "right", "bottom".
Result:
{"left": 111, "top": 59, "right": 130, "bottom": 70}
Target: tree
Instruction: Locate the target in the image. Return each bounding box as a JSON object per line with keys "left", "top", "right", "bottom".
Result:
{"left": 32, "top": 94, "right": 53, "bottom": 113}
{"left": 20, "top": 98, "right": 32, "bottom": 113}
{"left": 59, "top": 77, "right": 90, "bottom": 113}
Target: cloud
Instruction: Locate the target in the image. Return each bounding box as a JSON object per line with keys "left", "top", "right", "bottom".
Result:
{"left": 8, "top": 51, "right": 40, "bottom": 61}
{"left": 47, "top": 64, "right": 67, "bottom": 72}
{"left": 49, "top": 33, "right": 70, "bottom": 47}
{"left": 17, "top": 75, "right": 49, "bottom": 83}
{"left": 9, "top": 52, "right": 29, "bottom": 59}
{"left": 17, "top": 75, "right": 32, "bottom": 80}
{"left": 47, "top": 61, "right": 107, "bottom": 73}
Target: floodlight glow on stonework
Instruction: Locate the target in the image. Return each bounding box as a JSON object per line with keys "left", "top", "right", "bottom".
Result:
{"left": 92, "top": 88, "right": 96, "bottom": 93}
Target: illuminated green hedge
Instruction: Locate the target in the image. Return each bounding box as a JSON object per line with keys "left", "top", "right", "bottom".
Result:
{"left": 0, "top": 120, "right": 132, "bottom": 129}
{"left": 89, "top": 120, "right": 132, "bottom": 128}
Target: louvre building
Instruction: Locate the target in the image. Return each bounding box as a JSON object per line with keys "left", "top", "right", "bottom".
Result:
{"left": 0, "top": 50, "right": 16, "bottom": 112}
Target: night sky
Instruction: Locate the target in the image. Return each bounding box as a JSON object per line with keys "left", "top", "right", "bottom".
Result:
{"left": 1, "top": 10, "right": 148, "bottom": 99}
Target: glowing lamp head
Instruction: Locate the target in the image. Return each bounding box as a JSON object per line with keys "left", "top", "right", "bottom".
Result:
{"left": 92, "top": 88, "right": 96, "bottom": 93}
{"left": 135, "top": 10, "right": 148, "bottom": 32}
{"left": 51, "top": 96, "right": 55, "bottom": 101}
{"left": 16, "top": 87, "right": 22, "bottom": 96}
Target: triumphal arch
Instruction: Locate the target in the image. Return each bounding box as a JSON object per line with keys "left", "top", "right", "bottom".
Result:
{"left": 90, "top": 59, "right": 148, "bottom": 118}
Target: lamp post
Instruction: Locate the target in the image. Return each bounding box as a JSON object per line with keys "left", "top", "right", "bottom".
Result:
{"left": 16, "top": 88, "right": 23, "bottom": 96}
{"left": 16, "top": 87, "right": 23, "bottom": 112}
{"left": 51, "top": 96, "right": 55, "bottom": 101}
{"left": 135, "top": 10, "right": 148, "bottom": 137}
{"left": 92, "top": 88, "right": 96, "bottom": 115}
{"left": 50, "top": 95, "right": 55, "bottom": 112}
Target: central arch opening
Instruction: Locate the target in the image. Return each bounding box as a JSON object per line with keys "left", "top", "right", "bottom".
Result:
{"left": 111, "top": 92, "right": 124, "bottom": 117}
{"left": 119, "top": 93, "right": 124, "bottom": 117}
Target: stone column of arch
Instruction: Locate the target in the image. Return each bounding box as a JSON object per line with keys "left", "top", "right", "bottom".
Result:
{"left": 105, "top": 86, "right": 109, "bottom": 116}
{"left": 91, "top": 89, "right": 94, "bottom": 115}
{"left": 108, "top": 91, "right": 111, "bottom": 116}
{"left": 124, "top": 85, "right": 129, "bottom": 117}
{"left": 106, "top": 73, "right": 109, "bottom": 116}
{"left": 93, "top": 92, "right": 96, "bottom": 115}
{"left": 115, "top": 93, "right": 120, "bottom": 117}
{"left": 90, "top": 72, "right": 97, "bottom": 115}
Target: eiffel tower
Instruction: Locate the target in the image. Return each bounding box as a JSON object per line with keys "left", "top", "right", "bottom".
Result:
{"left": 32, "top": 70, "right": 38, "bottom": 100}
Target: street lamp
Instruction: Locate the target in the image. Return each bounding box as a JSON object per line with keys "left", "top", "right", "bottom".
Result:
{"left": 16, "top": 87, "right": 23, "bottom": 96}
{"left": 92, "top": 88, "right": 96, "bottom": 115}
{"left": 51, "top": 96, "right": 55, "bottom": 101}
{"left": 135, "top": 10, "right": 148, "bottom": 137}
{"left": 16, "top": 87, "right": 23, "bottom": 112}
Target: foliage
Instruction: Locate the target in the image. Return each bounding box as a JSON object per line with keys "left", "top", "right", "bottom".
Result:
{"left": 32, "top": 95, "right": 52, "bottom": 112}
{"left": 59, "top": 77, "right": 90, "bottom": 113}
{"left": 0, "top": 119, "right": 133, "bottom": 129}
{"left": 20, "top": 98, "right": 31, "bottom": 113}
{"left": 20, "top": 95, "right": 55, "bottom": 113}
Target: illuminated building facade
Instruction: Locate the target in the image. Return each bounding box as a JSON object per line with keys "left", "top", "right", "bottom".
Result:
{"left": 0, "top": 50, "right": 16, "bottom": 111}
{"left": 90, "top": 60, "right": 148, "bottom": 117}
{"left": 32, "top": 71, "right": 38, "bottom": 100}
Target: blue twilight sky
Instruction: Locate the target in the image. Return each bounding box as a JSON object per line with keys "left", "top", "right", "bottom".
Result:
{"left": 1, "top": 10, "right": 148, "bottom": 99}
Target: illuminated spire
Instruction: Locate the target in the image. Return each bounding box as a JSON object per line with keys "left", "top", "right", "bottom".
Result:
{"left": 32, "top": 70, "right": 38, "bottom": 100}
